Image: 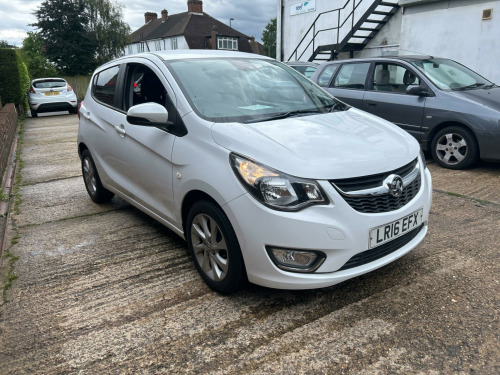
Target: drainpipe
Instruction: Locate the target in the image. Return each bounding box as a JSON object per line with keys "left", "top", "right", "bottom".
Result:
{"left": 276, "top": 0, "right": 283, "bottom": 61}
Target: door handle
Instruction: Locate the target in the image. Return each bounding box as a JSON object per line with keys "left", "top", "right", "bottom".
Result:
{"left": 366, "top": 102, "right": 377, "bottom": 107}
{"left": 82, "top": 111, "right": 91, "bottom": 120}
{"left": 114, "top": 124, "right": 126, "bottom": 136}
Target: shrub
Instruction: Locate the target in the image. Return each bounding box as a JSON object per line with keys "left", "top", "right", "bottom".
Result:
{"left": 0, "top": 49, "right": 30, "bottom": 110}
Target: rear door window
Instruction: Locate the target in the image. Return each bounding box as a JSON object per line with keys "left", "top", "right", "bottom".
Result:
{"left": 93, "top": 65, "right": 120, "bottom": 107}
{"left": 333, "top": 63, "right": 371, "bottom": 90}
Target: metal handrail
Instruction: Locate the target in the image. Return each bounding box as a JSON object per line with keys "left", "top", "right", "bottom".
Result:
{"left": 287, "top": 0, "right": 365, "bottom": 61}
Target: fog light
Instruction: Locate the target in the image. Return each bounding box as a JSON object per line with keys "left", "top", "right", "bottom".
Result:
{"left": 266, "top": 246, "right": 326, "bottom": 273}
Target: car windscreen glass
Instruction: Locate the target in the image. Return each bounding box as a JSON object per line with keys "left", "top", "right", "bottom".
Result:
{"left": 166, "top": 58, "right": 341, "bottom": 123}
{"left": 33, "top": 79, "right": 66, "bottom": 89}
{"left": 411, "top": 58, "right": 492, "bottom": 91}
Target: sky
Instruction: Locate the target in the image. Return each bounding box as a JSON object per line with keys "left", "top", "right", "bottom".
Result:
{"left": 0, "top": 0, "right": 278, "bottom": 47}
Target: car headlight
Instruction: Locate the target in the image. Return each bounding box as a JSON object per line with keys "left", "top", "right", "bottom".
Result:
{"left": 230, "top": 153, "right": 328, "bottom": 211}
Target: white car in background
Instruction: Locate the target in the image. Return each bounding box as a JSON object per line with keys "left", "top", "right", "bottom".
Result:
{"left": 28, "top": 78, "right": 78, "bottom": 117}
{"left": 78, "top": 51, "right": 432, "bottom": 294}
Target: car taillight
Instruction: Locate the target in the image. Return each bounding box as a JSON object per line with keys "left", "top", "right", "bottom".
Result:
{"left": 78, "top": 101, "right": 83, "bottom": 119}
{"left": 29, "top": 86, "right": 36, "bottom": 94}
{"left": 67, "top": 84, "right": 73, "bottom": 92}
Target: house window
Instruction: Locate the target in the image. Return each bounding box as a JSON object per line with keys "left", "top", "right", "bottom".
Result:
{"left": 217, "top": 37, "right": 238, "bottom": 51}
{"left": 171, "top": 38, "right": 178, "bottom": 50}
{"left": 155, "top": 41, "right": 161, "bottom": 51}
{"left": 127, "top": 45, "right": 133, "bottom": 55}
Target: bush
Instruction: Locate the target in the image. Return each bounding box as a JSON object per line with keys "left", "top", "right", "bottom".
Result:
{"left": 0, "top": 49, "right": 30, "bottom": 110}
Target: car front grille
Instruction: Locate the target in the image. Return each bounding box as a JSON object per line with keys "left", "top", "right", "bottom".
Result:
{"left": 336, "top": 224, "right": 423, "bottom": 272}
{"left": 330, "top": 158, "right": 421, "bottom": 213}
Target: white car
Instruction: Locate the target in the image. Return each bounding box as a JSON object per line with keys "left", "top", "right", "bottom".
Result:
{"left": 28, "top": 78, "right": 78, "bottom": 117}
{"left": 77, "top": 51, "right": 432, "bottom": 294}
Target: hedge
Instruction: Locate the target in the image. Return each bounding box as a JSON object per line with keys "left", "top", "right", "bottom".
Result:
{"left": 0, "top": 49, "right": 30, "bottom": 110}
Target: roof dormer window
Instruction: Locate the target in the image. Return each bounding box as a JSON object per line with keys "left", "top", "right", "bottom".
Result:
{"left": 217, "top": 37, "right": 238, "bottom": 51}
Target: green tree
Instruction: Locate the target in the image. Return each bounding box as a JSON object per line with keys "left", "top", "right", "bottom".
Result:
{"left": 262, "top": 18, "right": 276, "bottom": 59}
{"left": 0, "top": 40, "right": 10, "bottom": 48}
{"left": 87, "top": 0, "right": 131, "bottom": 66}
{"left": 33, "top": 0, "right": 98, "bottom": 75}
{"left": 20, "top": 32, "right": 58, "bottom": 79}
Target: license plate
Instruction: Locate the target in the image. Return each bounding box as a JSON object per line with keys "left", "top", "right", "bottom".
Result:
{"left": 369, "top": 208, "right": 423, "bottom": 249}
{"left": 44, "top": 92, "right": 60, "bottom": 96}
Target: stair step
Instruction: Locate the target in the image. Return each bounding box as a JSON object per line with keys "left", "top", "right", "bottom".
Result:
{"left": 352, "top": 35, "right": 374, "bottom": 39}
{"left": 358, "top": 27, "right": 377, "bottom": 31}
{"left": 372, "top": 11, "right": 393, "bottom": 16}
{"left": 365, "top": 19, "right": 388, "bottom": 24}
{"left": 380, "top": 1, "right": 399, "bottom": 6}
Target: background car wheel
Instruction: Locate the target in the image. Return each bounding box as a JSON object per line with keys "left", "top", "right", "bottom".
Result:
{"left": 186, "top": 200, "right": 247, "bottom": 294}
{"left": 70, "top": 107, "right": 78, "bottom": 114}
{"left": 81, "top": 150, "right": 114, "bottom": 203}
{"left": 431, "top": 126, "right": 478, "bottom": 169}
{"left": 30, "top": 109, "right": 38, "bottom": 118}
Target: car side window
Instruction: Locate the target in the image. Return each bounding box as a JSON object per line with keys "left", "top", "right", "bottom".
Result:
{"left": 317, "top": 65, "right": 338, "bottom": 87}
{"left": 125, "top": 65, "right": 167, "bottom": 109}
{"left": 371, "top": 63, "right": 421, "bottom": 93}
{"left": 93, "top": 65, "right": 120, "bottom": 107}
{"left": 124, "top": 64, "right": 187, "bottom": 136}
{"left": 333, "top": 63, "right": 370, "bottom": 89}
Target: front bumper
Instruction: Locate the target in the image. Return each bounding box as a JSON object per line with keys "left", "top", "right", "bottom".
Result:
{"left": 223, "top": 163, "right": 432, "bottom": 290}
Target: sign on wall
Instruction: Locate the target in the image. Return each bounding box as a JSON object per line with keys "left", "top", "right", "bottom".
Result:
{"left": 290, "top": 0, "right": 316, "bottom": 16}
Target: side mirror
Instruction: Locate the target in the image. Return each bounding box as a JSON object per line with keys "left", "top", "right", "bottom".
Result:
{"left": 406, "top": 84, "right": 430, "bottom": 97}
{"left": 126, "top": 102, "right": 171, "bottom": 127}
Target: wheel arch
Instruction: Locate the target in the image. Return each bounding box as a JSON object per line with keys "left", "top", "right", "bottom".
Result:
{"left": 78, "top": 142, "right": 89, "bottom": 159}
{"left": 426, "top": 121, "right": 479, "bottom": 151}
{"left": 181, "top": 190, "right": 221, "bottom": 234}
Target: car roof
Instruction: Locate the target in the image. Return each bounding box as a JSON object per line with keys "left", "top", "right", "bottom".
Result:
{"left": 319, "top": 55, "right": 438, "bottom": 65}
{"left": 125, "top": 50, "right": 273, "bottom": 62}
{"left": 285, "top": 61, "right": 319, "bottom": 66}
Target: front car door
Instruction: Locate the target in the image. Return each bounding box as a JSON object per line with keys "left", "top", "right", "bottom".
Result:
{"left": 362, "top": 62, "right": 428, "bottom": 141}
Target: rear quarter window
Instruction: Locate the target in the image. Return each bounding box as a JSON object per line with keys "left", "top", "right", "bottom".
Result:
{"left": 93, "top": 66, "right": 120, "bottom": 107}
{"left": 317, "top": 65, "right": 338, "bottom": 87}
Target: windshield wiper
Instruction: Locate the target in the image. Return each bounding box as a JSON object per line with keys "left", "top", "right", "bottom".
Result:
{"left": 457, "top": 83, "right": 485, "bottom": 91}
{"left": 244, "top": 110, "right": 321, "bottom": 124}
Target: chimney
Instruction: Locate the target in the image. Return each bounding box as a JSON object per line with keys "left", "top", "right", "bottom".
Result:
{"left": 144, "top": 12, "right": 158, "bottom": 24}
{"left": 188, "top": 0, "right": 203, "bottom": 14}
{"left": 161, "top": 9, "right": 168, "bottom": 22}
{"left": 211, "top": 26, "right": 218, "bottom": 49}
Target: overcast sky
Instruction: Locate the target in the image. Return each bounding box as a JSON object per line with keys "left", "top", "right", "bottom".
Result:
{"left": 0, "top": 0, "right": 277, "bottom": 47}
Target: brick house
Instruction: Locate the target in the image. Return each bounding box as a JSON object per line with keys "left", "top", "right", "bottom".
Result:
{"left": 125, "top": 0, "right": 264, "bottom": 56}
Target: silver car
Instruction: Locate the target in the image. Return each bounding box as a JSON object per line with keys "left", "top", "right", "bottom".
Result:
{"left": 28, "top": 78, "right": 78, "bottom": 117}
{"left": 311, "top": 56, "right": 500, "bottom": 169}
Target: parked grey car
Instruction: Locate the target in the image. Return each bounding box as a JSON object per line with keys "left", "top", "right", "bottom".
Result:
{"left": 285, "top": 61, "right": 319, "bottom": 78}
{"left": 310, "top": 56, "right": 500, "bottom": 169}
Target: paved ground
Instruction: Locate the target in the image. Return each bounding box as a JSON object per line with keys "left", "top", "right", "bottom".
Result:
{"left": 0, "top": 113, "right": 499, "bottom": 374}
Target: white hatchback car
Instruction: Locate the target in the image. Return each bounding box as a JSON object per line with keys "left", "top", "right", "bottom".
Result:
{"left": 78, "top": 51, "right": 432, "bottom": 294}
{"left": 28, "top": 77, "right": 78, "bottom": 117}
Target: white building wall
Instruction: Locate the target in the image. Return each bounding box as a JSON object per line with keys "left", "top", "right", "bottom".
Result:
{"left": 398, "top": 0, "right": 500, "bottom": 83}
{"left": 279, "top": 0, "right": 500, "bottom": 83}
{"left": 279, "top": 0, "right": 373, "bottom": 62}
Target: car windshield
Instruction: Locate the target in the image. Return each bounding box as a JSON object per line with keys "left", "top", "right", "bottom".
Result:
{"left": 411, "top": 58, "right": 492, "bottom": 91}
{"left": 33, "top": 79, "right": 66, "bottom": 89}
{"left": 166, "top": 58, "right": 342, "bottom": 123}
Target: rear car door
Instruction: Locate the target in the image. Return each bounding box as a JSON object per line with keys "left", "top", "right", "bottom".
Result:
{"left": 362, "top": 62, "right": 427, "bottom": 141}
{"left": 323, "top": 62, "right": 371, "bottom": 108}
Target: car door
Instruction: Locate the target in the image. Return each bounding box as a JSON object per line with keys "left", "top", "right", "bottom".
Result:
{"left": 362, "top": 62, "right": 427, "bottom": 141}
{"left": 95, "top": 60, "right": 183, "bottom": 224}
{"left": 323, "top": 62, "right": 371, "bottom": 108}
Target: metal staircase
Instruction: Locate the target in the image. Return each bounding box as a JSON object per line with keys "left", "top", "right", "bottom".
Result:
{"left": 287, "top": 0, "right": 400, "bottom": 62}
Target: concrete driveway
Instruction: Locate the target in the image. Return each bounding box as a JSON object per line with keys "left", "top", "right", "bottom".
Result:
{"left": 0, "top": 113, "right": 499, "bottom": 374}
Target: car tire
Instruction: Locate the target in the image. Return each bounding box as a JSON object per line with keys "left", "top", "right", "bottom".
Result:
{"left": 186, "top": 200, "right": 247, "bottom": 294}
{"left": 81, "top": 150, "right": 114, "bottom": 203}
{"left": 431, "top": 126, "right": 478, "bottom": 169}
{"left": 70, "top": 107, "right": 78, "bottom": 114}
{"left": 30, "top": 109, "right": 38, "bottom": 118}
